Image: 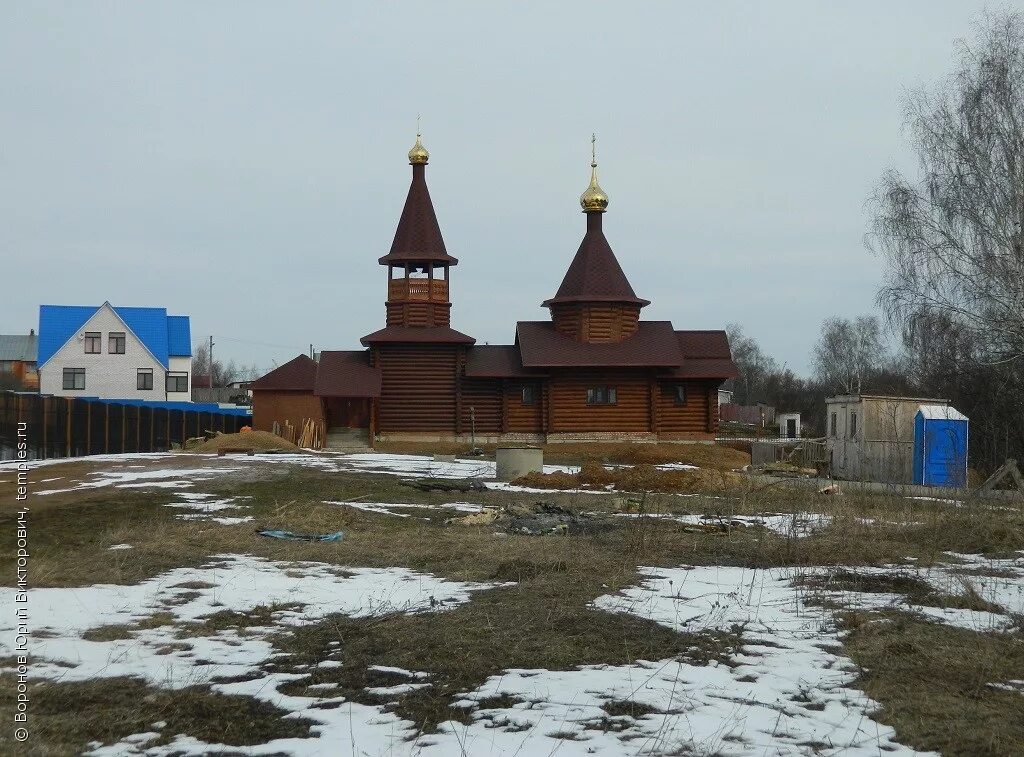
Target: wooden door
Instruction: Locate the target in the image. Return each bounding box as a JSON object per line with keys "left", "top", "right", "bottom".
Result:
{"left": 325, "top": 398, "right": 371, "bottom": 429}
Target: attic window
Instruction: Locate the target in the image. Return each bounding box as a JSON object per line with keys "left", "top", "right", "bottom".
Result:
{"left": 109, "top": 332, "right": 126, "bottom": 354}
{"left": 84, "top": 332, "right": 101, "bottom": 354}
{"left": 586, "top": 387, "right": 617, "bottom": 405}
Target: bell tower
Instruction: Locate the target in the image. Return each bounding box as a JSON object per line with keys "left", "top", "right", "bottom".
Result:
{"left": 377, "top": 130, "right": 458, "bottom": 328}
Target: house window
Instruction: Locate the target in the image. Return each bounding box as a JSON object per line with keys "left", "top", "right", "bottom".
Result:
{"left": 521, "top": 385, "right": 536, "bottom": 405}
{"left": 109, "top": 332, "right": 126, "bottom": 354}
{"left": 829, "top": 412, "right": 837, "bottom": 437}
{"left": 63, "top": 367, "right": 86, "bottom": 390}
{"left": 166, "top": 372, "right": 189, "bottom": 393}
{"left": 137, "top": 369, "right": 154, "bottom": 390}
{"left": 849, "top": 412, "right": 858, "bottom": 438}
{"left": 84, "top": 332, "right": 101, "bottom": 354}
{"left": 586, "top": 387, "right": 617, "bottom": 405}
{"left": 662, "top": 384, "right": 686, "bottom": 405}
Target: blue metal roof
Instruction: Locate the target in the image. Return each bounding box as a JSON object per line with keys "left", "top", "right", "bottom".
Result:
{"left": 38, "top": 306, "right": 98, "bottom": 368}
{"left": 112, "top": 307, "right": 169, "bottom": 366}
{"left": 93, "top": 398, "right": 251, "bottom": 416}
{"left": 166, "top": 316, "right": 192, "bottom": 357}
{"left": 38, "top": 304, "right": 192, "bottom": 369}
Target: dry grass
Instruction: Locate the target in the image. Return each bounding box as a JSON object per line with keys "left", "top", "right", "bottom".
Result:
{"left": 842, "top": 613, "right": 1024, "bottom": 756}
{"left": 0, "top": 675, "right": 313, "bottom": 756}
{"left": 2, "top": 455, "right": 1023, "bottom": 754}
{"left": 515, "top": 461, "right": 744, "bottom": 493}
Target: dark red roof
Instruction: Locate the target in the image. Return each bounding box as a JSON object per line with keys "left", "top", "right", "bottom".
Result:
{"left": 543, "top": 214, "right": 649, "bottom": 307}
{"left": 516, "top": 321, "right": 682, "bottom": 367}
{"left": 360, "top": 325, "right": 475, "bottom": 346}
{"left": 675, "top": 330, "right": 733, "bottom": 359}
{"left": 250, "top": 354, "right": 317, "bottom": 391}
{"left": 664, "top": 331, "right": 738, "bottom": 379}
{"left": 664, "top": 359, "right": 738, "bottom": 379}
{"left": 378, "top": 164, "right": 458, "bottom": 266}
{"left": 314, "top": 350, "right": 381, "bottom": 397}
{"left": 465, "top": 345, "right": 542, "bottom": 378}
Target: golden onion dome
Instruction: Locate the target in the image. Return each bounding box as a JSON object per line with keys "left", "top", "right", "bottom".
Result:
{"left": 579, "top": 134, "right": 608, "bottom": 212}
{"left": 408, "top": 132, "right": 429, "bottom": 165}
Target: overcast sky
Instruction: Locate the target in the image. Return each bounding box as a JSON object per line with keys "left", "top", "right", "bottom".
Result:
{"left": 0, "top": 2, "right": 1004, "bottom": 374}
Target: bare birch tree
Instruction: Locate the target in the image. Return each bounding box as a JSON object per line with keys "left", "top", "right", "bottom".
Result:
{"left": 871, "top": 12, "right": 1024, "bottom": 364}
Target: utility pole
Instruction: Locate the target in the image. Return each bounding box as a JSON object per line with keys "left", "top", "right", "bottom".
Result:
{"left": 209, "top": 335, "right": 215, "bottom": 388}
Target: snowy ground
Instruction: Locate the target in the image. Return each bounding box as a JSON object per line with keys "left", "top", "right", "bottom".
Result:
{"left": 7, "top": 450, "right": 1023, "bottom": 755}
{"left": 6, "top": 550, "right": 1022, "bottom": 755}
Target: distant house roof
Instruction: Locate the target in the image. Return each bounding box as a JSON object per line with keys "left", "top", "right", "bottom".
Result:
{"left": 465, "top": 345, "right": 540, "bottom": 378}
{"left": 516, "top": 321, "right": 683, "bottom": 368}
{"left": 0, "top": 334, "right": 38, "bottom": 362}
{"left": 250, "top": 355, "right": 318, "bottom": 391}
{"left": 360, "top": 325, "right": 475, "bottom": 346}
{"left": 38, "top": 303, "right": 192, "bottom": 369}
{"left": 315, "top": 351, "right": 381, "bottom": 397}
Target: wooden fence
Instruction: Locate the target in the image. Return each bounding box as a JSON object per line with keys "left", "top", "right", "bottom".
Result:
{"left": 0, "top": 392, "right": 249, "bottom": 461}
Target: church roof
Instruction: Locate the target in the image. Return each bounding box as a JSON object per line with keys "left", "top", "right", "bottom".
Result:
{"left": 516, "top": 321, "right": 681, "bottom": 367}
{"left": 465, "top": 345, "right": 540, "bottom": 378}
{"left": 250, "top": 354, "right": 317, "bottom": 391}
{"left": 542, "top": 210, "right": 648, "bottom": 308}
{"left": 360, "top": 325, "right": 475, "bottom": 346}
{"left": 315, "top": 350, "right": 381, "bottom": 397}
{"left": 378, "top": 157, "right": 457, "bottom": 266}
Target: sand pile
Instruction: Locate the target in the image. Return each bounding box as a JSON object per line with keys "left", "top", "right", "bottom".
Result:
{"left": 515, "top": 462, "right": 741, "bottom": 494}
{"left": 195, "top": 430, "right": 300, "bottom": 453}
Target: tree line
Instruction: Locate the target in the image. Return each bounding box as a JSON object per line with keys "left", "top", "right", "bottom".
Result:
{"left": 731, "top": 12, "right": 1024, "bottom": 474}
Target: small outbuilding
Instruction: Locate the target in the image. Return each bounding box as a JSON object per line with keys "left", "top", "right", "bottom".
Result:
{"left": 777, "top": 412, "right": 801, "bottom": 439}
{"left": 913, "top": 405, "right": 969, "bottom": 488}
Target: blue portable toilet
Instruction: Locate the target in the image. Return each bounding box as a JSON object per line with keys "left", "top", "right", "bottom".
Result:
{"left": 913, "top": 405, "right": 969, "bottom": 487}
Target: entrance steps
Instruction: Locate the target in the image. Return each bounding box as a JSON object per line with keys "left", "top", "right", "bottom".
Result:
{"left": 326, "top": 427, "right": 370, "bottom": 451}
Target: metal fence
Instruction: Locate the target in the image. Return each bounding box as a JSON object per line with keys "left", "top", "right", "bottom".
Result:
{"left": 0, "top": 392, "right": 251, "bottom": 461}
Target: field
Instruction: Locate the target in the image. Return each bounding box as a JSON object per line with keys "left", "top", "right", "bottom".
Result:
{"left": 1, "top": 447, "right": 1022, "bottom": 756}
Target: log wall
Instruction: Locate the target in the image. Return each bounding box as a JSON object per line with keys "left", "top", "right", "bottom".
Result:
{"left": 655, "top": 381, "right": 715, "bottom": 434}
{"left": 461, "top": 379, "right": 502, "bottom": 434}
{"left": 547, "top": 369, "right": 651, "bottom": 432}
{"left": 252, "top": 390, "right": 324, "bottom": 433}
{"left": 506, "top": 380, "right": 544, "bottom": 433}
{"left": 376, "top": 344, "right": 461, "bottom": 432}
{"left": 550, "top": 303, "right": 641, "bottom": 343}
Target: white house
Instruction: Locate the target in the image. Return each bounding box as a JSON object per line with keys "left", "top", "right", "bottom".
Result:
{"left": 37, "top": 303, "right": 193, "bottom": 401}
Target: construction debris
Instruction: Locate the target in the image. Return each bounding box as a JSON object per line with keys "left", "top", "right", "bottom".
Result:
{"left": 818, "top": 483, "right": 843, "bottom": 496}
{"left": 446, "top": 501, "right": 614, "bottom": 536}
{"left": 256, "top": 529, "right": 345, "bottom": 542}
{"left": 296, "top": 418, "right": 325, "bottom": 450}
{"left": 400, "top": 478, "right": 486, "bottom": 493}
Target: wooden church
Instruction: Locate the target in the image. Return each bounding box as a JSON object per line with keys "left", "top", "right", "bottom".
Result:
{"left": 251, "top": 134, "right": 737, "bottom": 445}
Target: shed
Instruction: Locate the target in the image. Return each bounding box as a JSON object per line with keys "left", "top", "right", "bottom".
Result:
{"left": 913, "top": 405, "right": 968, "bottom": 488}
{"left": 777, "top": 412, "right": 801, "bottom": 439}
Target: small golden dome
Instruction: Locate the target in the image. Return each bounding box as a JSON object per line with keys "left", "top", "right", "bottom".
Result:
{"left": 579, "top": 134, "right": 608, "bottom": 212}
{"left": 408, "top": 132, "right": 429, "bottom": 165}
